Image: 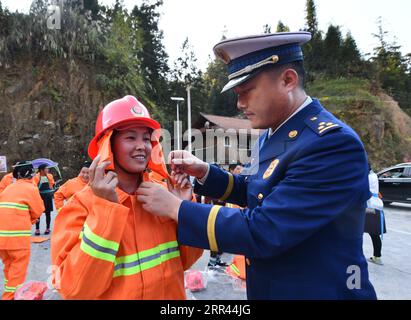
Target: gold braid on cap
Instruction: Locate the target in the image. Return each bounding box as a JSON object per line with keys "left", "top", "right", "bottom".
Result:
{"left": 228, "top": 55, "right": 279, "bottom": 80}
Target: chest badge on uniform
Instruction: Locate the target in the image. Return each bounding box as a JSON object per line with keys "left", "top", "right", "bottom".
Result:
{"left": 263, "top": 159, "right": 280, "bottom": 180}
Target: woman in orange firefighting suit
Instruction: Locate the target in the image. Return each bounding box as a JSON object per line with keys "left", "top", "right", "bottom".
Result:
{"left": 0, "top": 161, "right": 45, "bottom": 300}
{"left": 51, "top": 95, "right": 203, "bottom": 300}
{"left": 0, "top": 172, "right": 14, "bottom": 194}
{"left": 54, "top": 161, "right": 91, "bottom": 212}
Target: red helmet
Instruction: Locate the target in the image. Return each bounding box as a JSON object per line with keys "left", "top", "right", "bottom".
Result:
{"left": 88, "top": 95, "right": 161, "bottom": 159}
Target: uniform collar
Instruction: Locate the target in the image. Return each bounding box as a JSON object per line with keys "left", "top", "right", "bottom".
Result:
{"left": 258, "top": 98, "right": 323, "bottom": 163}
{"left": 268, "top": 96, "right": 313, "bottom": 137}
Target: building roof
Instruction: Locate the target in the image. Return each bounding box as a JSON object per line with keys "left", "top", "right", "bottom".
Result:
{"left": 195, "top": 113, "right": 260, "bottom": 132}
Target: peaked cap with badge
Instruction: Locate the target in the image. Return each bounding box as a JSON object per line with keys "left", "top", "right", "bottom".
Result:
{"left": 176, "top": 32, "right": 377, "bottom": 300}
{"left": 213, "top": 32, "right": 311, "bottom": 92}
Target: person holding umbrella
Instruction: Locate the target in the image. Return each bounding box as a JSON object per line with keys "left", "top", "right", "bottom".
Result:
{"left": 33, "top": 164, "right": 55, "bottom": 235}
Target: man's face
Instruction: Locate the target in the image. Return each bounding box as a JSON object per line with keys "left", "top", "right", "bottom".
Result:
{"left": 233, "top": 69, "right": 292, "bottom": 130}
{"left": 79, "top": 167, "right": 89, "bottom": 182}
{"left": 112, "top": 126, "right": 152, "bottom": 174}
{"left": 233, "top": 165, "right": 243, "bottom": 175}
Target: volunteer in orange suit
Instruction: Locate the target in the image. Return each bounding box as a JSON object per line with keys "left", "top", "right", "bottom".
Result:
{"left": 0, "top": 173, "right": 14, "bottom": 194}
{"left": 51, "top": 95, "right": 202, "bottom": 300}
{"left": 0, "top": 161, "right": 45, "bottom": 300}
{"left": 54, "top": 161, "right": 91, "bottom": 212}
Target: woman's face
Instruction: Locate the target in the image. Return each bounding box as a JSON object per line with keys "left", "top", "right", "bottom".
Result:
{"left": 112, "top": 126, "right": 152, "bottom": 174}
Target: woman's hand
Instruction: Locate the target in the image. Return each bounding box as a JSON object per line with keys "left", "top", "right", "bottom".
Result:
{"left": 168, "top": 172, "right": 193, "bottom": 201}
{"left": 88, "top": 155, "right": 119, "bottom": 203}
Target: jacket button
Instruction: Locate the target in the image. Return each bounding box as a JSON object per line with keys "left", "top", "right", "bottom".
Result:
{"left": 257, "top": 193, "right": 263, "bottom": 200}
{"left": 246, "top": 258, "right": 251, "bottom": 266}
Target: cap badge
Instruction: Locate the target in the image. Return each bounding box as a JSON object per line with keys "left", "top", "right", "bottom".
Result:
{"left": 131, "top": 105, "right": 144, "bottom": 117}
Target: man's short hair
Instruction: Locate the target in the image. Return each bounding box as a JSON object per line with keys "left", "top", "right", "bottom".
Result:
{"left": 82, "top": 161, "right": 92, "bottom": 168}
{"left": 268, "top": 61, "right": 306, "bottom": 88}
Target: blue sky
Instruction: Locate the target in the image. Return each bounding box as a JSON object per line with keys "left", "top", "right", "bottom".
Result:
{"left": 2, "top": 0, "right": 410, "bottom": 70}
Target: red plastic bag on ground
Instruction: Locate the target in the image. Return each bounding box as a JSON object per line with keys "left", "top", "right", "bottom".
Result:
{"left": 14, "top": 281, "right": 48, "bottom": 300}
{"left": 185, "top": 270, "right": 206, "bottom": 292}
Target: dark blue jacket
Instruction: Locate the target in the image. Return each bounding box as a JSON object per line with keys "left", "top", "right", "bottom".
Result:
{"left": 178, "top": 99, "right": 377, "bottom": 300}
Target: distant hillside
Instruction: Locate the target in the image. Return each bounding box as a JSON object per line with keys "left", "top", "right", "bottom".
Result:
{"left": 308, "top": 78, "right": 411, "bottom": 170}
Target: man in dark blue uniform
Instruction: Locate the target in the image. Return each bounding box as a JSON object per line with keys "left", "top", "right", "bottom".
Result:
{"left": 137, "top": 32, "right": 377, "bottom": 299}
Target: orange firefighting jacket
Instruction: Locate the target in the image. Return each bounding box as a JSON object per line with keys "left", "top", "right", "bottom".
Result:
{"left": 0, "top": 179, "right": 45, "bottom": 250}
{"left": 54, "top": 176, "right": 87, "bottom": 211}
{"left": 0, "top": 173, "right": 14, "bottom": 194}
{"left": 33, "top": 173, "right": 55, "bottom": 189}
{"left": 225, "top": 202, "right": 246, "bottom": 280}
{"left": 51, "top": 171, "right": 203, "bottom": 300}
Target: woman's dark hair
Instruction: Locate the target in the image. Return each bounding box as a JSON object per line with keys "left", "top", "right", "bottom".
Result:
{"left": 38, "top": 164, "right": 48, "bottom": 171}
{"left": 13, "top": 161, "right": 35, "bottom": 179}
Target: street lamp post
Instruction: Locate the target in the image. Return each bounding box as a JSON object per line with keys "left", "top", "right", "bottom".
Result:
{"left": 171, "top": 97, "right": 184, "bottom": 150}
{"left": 186, "top": 85, "right": 192, "bottom": 153}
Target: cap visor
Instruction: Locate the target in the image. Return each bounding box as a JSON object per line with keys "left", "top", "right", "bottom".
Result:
{"left": 221, "top": 65, "right": 272, "bottom": 93}
{"left": 221, "top": 74, "right": 253, "bottom": 93}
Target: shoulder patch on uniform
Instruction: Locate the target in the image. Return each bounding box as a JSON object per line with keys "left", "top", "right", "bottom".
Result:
{"left": 305, "top": 112, "right": 342, "bottom": 136}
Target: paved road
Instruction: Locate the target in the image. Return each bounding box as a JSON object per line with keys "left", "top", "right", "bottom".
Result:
{"left": 362, "top": 203, "right": 411, "bottom": 300}
{"left": 1, "top": 203, "right": 410, "bottom": 300}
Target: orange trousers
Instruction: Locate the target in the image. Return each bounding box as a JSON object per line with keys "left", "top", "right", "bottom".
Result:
{"left": 0, "top": 249, "right": 30, "bottom": 300}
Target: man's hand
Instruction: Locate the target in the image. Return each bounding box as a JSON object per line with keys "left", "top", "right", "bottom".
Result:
{"left": 168, "top": 150, "right": 208, "bottom": 179}
{"left": 88, "top": 155, "right": 119, "bottom": 203}
{"left": 136, "top": 182, "right": 182, "bottom": 221}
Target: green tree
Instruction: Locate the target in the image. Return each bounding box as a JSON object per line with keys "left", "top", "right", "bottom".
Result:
{"left": 83, "top": 0, "right": 102, "bottom": 20}
{"left": 98, "top": 9, "right": 154, "bottom": 111}
{"left": 323, "top": 25, "right": 343, "bottom": 76}
{"left": 341, "top": 32, "right": 364, "bottom": 77}
{"left": 203, "top": 57, "right": 237, "bottom": 117}
{"left": 303, "top": 0, "right": 323, "bottom": 77}
{"left": 167, "top": 38, "right": 209, "bottom": 131}
{"left": 130, "top": 0, "right": 170, "bottom": 112}
{"left": 0, "top": 1, "right": 11, "bottom": 37}
{"left": 305, "top": 0, "right": 319, "bottom": 36}
{"left": 276, "top": 21, "right": 290, "bottom": 32}
{"left": 371, "top": 17, "right": 411, "bottom": 113}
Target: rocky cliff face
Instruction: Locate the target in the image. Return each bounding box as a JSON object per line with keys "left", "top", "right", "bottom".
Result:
{"left": 0, "top": 58, "right": 104, "bottom": 179}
